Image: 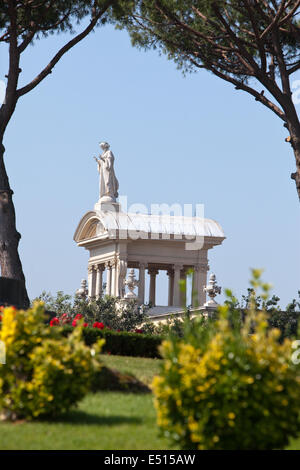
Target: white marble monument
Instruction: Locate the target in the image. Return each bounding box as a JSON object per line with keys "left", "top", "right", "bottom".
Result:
{"left": 74, "top": 141, "right": 226, "bottom": 320}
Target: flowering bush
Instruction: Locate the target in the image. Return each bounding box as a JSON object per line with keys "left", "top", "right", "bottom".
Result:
{"left": 49, "top": 315, "right": 114, "bottom": 331}
{"left": 37, "top": 291, "right": 155, "bottom": 334}
{"left": 93, "top": 321, "right": 105, "bottom": 329}
{"left": 0, "top": 302, "right": 104, "bottom": 420}
{"left": 50, "top": 317, "right": 59, "bottom": 326}
{"left": 152, "top": 272, "right": 300, "bottom": 450}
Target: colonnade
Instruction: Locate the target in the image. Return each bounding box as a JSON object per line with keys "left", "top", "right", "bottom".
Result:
{"left": 87, "top": 260, "right": 209, "bottom": 307}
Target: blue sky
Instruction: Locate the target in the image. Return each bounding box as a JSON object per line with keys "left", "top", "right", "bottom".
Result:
{"left": 1, "top": 22, "right": 299, "bottom": 307}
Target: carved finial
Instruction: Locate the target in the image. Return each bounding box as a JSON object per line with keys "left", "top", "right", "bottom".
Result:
{"left": 203, "top": 273, "right": 221, "bottom": 308}
{"left": 124, "top": 269, "right": 139, "bottom": 299}
{"left": 75, "top": 279, "right": 88, "bottom": 300}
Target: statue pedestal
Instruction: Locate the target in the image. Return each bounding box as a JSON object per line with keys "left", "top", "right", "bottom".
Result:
{"left": 199, "top": 305, "right": 218, "bottom": 319}
{"left": 204, "top": 299, "right": 219, "bottom": 309}
{"left": 94, "top": 200, "right": 121, "bottom": 213}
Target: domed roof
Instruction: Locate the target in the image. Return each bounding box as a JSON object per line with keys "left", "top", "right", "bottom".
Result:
{"left": 74, "top": 209, "right": 225, "bottom": 243}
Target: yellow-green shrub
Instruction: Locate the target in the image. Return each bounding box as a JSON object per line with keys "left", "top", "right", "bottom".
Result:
{"left": 0, "top": 302, "right": 103, "bottom": 420}
{"left": 152, "top": 274, "right": 300, "bottom": 450}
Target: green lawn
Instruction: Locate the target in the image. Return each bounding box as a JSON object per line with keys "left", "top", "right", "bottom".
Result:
{"left": 0, "top": 354, "right": 299, "bottom": 450}
{"left": 0, "top": 392, "right": 174, "bottom": 450}
{"left": 100, "top": 354, "right": 163, "bottom": 386}
{"left": 0, "top": 354, "right": 173, "bottom": 450}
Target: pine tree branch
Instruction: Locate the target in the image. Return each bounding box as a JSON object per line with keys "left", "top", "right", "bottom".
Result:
{"left": 17, "top": 0, "right": 115, "bottom": 97}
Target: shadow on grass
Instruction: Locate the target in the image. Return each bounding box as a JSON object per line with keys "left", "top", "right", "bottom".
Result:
{"left": 39, "top": 409, "right": 142, "bottom": 426}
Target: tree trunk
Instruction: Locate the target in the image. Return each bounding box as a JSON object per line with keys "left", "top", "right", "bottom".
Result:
{"left": 283, "top": 100, "right": 300, "bottom": 201}
{"left": 0, "top": 139, "right": 29, "bottom": 307}
{"left": 289, "top": 137, "right": 300, "bottom": 201}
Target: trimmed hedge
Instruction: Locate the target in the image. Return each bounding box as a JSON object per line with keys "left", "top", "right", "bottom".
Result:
{"left": 62, "top": 326, "right": 163, "bottom": 358}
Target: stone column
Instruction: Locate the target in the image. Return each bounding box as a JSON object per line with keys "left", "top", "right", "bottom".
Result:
{"left": 88, "top": 265, "right": 96, "bottom": 298}
{"left": 167, "top": 268, "right": 174, "bottom": 306}
{"left": 105, "top": 261, "right": 112, "bottom": 296}
{"left": 173, "top": 264, "right": 182, "bottom": 306}
{"left": 192, "top": 266, "right": 199, "bottom": 307}
{"left": 112, "top": 259, "right": 117, "bottom": 297}
{"left": 193, "top": 263, "right": 209, "bottom": 306}
{"left": 118, "top": 258, "right": 127, "bottom": 298}
{"left": 198, "top": 263, "right": 209, "bottom": 306}
{"left": 180, "top": 268, "right": 187, "bottom": 307}
{"left": 148, "top": 268, "right": 159, "bottom": 306}
{"left": 111, "top": 259, "right": 117, "bottom": 297}
{"left": 138, "top": 262, "right": 147, "bottom": 305}
{"left": 95, "top": 265, "right": 104, "bottom": 299}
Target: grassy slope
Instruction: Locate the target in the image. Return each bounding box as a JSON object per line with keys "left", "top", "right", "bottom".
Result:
{"left": 100, "top": 354, "right": 163, "bottom": 385}
{"left": 0, "top": 355, "right": 173, "bottom": 450}
{"left": 0, "top": 354, "right": 299, "bottom": 450}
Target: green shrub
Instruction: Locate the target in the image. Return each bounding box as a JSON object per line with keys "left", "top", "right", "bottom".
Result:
{"left": 37, "top": 291, "right": 156, "bottom": 334}
{"left": 268, "top": 310, "right": 300, "bottom": 340}
{"left": 152, "top": 272, "right": 300, "bottom": 450}
{"left": 62, "top": 325, "right": 163, "bottom": 358}
{"left": 0, "top": 303, "right": 103, "bottom": 420}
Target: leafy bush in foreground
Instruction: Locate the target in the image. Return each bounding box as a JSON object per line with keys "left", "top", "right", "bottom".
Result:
{"left": 0, "top": 303, "right": 103, "bottom": 420}
{"left": 152, "top": 271, "right": 300, "bottom": 450}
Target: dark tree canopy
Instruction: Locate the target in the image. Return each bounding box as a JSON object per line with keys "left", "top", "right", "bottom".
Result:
{"left": 112, "top": 0, "right": 300, "bottom": 200}
{"left": 0, "top": 0, "right": 120, "bottom": 302}
{"left": 0, "top": 0, "right": 118, "bottom": 133}
{"left": 0, "top": 1, "right": 95, "bottom": 35}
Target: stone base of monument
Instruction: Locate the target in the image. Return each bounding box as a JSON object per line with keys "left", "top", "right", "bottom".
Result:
{"left": 198, "top": 305, "right": 218, "bottom": 319}
{"left": 94, "top": 200, "right": 121, "bottom": 213}
{"left": 147, "top": 305, "right": 208, "bottom": 323}
{"left": 0, "top": 277, "right": 27, "bottom": 309}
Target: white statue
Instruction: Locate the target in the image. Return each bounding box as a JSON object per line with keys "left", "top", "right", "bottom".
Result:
{"left": 94, "top": 142, "right": 119, "bottom": 202}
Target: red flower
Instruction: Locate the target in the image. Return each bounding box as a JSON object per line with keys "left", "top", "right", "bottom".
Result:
{"left": 72, "top": 319, "right": 78, "bottom": 327}
{"left": 50, "top": 317, "right": 59, "bottom": 326}
{"left": 93, "top": 322, "right": 104, "bottom": 329}
{"left": 135, "top": 329, "right": 144, "bottom": 334}
{"left": 83, "top": 322, "right": 88, "bottom": 328}
{"left": 0, "top": 314, "right": 2, "bottom": 322}
{"left": 75, "top": 314, "right": 83, "bottom": 320}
